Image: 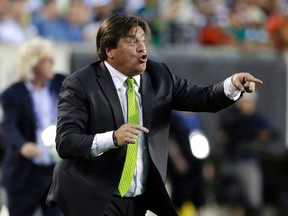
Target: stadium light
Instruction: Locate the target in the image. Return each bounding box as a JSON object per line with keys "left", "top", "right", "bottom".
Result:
{"left": 189, "top": 130, "right": 210, "bottom": 159}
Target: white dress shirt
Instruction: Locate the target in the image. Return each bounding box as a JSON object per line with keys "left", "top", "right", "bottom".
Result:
{"left": 223, "top": 76, "right": 242, "bottom": 100}
{"left": 25, "top": 81, "right": 57, "bottom": 166}
{"left": 90, "top": 62, "right": 241, "bottom": 196}
{"left": 91, "top": 61, "right": 149, "bottom": 197}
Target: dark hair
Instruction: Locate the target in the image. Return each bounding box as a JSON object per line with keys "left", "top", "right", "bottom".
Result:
{"left": 96, "top": 14, "right": 151, "bottom": 60}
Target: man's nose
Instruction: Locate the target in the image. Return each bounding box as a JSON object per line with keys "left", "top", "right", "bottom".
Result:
{"left": 137, "top": 41, "right": 146, "bottom": 52}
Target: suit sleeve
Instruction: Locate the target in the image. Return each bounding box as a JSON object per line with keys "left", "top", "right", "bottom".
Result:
{"left": 170, "top": 71, "right": 235, "bottom": 113}
{"left": 0, "top": 90, "right": 27, "bottom": 149}
{"left": 145, "top": 60, "right": 235, "bottom": 113}
{"left": 55, "top": 75, "right": 95, "bottom": 159}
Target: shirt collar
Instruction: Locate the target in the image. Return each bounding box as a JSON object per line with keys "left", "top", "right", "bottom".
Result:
{"left": 104, "top": 61, "right": 141, "bottom": 89}
{"left": 25, "top": 80, "right": 51, "bottom": 93}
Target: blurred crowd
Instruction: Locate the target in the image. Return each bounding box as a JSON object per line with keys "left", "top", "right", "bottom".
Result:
{"left": 0, "top": 1, "right": 286, "bottom": 215}
{"left": 0, "top": 0, "right": 288, "bottom": 52}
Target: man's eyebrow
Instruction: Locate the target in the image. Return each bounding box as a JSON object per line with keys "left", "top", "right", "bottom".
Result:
{"left": 125, "top": 32, "right": 145, "bottom": 38}
{"left": 125, "top": 35, "right": 136, "bottom": 38}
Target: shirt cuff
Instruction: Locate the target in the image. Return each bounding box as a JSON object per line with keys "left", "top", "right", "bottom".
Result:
{"left": 224, "top": 76, "right": 241, "bottom": 101}
{"left": 90, "top": 131, "right": 116, "bottom": 158}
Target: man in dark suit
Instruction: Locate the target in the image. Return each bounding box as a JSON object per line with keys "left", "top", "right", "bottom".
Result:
{"left": 0, "top": 38, "right": 64, "bottom": 216}
{"left": 46, "top": 14, "right": 262, "bottom": 216}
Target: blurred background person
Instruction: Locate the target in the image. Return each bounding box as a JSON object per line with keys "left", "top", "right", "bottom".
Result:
{"left": 160, "top": 0, "right": 198, "bottom": 44}
{"left": 0, "top": 0, "right": 287, "bottom": 215}
{"left": 240, "top": 1, "right": 272, "bottom": 51}
{"left": 168, "top": 111, "right": 206, "bottom": 216}
{"left": 265, "top": 0, "right": 288, "bottom": 53}
{"left": 137, "top": 0, "right": 164, "bottom": 46}
{"left": 0, "top": 38, "right": 65, "bottom": 216}
{"left": 82, "top": 0, "right": 115, "bottom": 43}
{"left": 0, "top": 0, "right": 37, "bottom": 44}
{"left": 33, "top": 0, "right": 92, "bottom": 43}
{"left": 216, "top": 91, "right": 279, "bottom": 216}
{"left": 32, "top": 0, "right": 65, "bottom": 42}
{"left": 195, "top": 0, "right": 233, "bottom": 46}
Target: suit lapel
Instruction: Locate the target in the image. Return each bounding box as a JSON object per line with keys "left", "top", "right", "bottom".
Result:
{"left": 140, "top": 71, "right": 153, "bottom": 133}
{"left": 96, "top": 62, "right": 125, "bottom": 128}
{"left": 95, "top": 62, "right": 153, "bottom": 132}
{"left": 20, "top": 83, "right": 37, "bottom": 132}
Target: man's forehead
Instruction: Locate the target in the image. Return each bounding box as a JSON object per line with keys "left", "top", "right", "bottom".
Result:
{"left": 125, "top": 26, "right": 145, "bottom": 36}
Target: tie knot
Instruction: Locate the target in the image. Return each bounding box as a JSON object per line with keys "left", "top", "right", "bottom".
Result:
{"left": 126, "top": 78, "right": 134, "bottom": 90}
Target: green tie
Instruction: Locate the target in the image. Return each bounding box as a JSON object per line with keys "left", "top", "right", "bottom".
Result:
{"left": 118, "top": 78, "right": 139, "bottom": 197}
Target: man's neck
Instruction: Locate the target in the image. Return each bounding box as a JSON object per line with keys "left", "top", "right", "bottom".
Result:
{"left": 30, "top": 79, "right": 47, "bottom": 91}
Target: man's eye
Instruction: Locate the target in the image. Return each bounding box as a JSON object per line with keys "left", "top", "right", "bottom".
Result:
{"left": 126, "top": 38, "right": 136, "bottom": 44}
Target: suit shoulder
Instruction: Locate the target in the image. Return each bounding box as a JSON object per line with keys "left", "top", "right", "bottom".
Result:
{"left": 53, "top": 73, "right": 66, "bottom": 81}
{"left": 146, "top": 59, "right": 173, "bottom": 81}
{"left": 61, "top": 61, "right": 101, "bottom": 91}
{"left": 52, "top": 73, "right": 66, "bottom": 85}
{"left": 147, "top": 59, "right": 171, "bottom": 73}
{"left": 146, "top": 59, "right": 168, "bottom": 70}
{"left": 70, "top": 60, "right": 101, "bottom": 79}
{"left": 1, "top": 82, "right": 26, "bottom": 98}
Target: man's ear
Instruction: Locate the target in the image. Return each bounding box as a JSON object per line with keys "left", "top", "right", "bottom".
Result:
{"left": 105, "top": 48, "right": 113, "bottom": 60}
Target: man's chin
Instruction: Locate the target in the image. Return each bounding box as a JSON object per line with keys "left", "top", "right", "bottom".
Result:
{"left": 138, "top": 63, "right": 147, "bottom": 73}
{"left": 46, "top": 73, "right": 55, "bottom": 81}
{"left": 130, "top": 70, "right": 145, "bottom": 77}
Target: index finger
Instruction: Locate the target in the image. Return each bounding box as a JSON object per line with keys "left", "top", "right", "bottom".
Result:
{"left": 131, "top": 124, "right": 149, "bottom": 133}
{"left": 246, "top": 76, "right": 263, "bottom": 84}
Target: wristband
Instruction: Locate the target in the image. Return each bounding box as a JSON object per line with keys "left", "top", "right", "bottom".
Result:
{"left": 112, "top": 131, "right": 118, "bottom": 147}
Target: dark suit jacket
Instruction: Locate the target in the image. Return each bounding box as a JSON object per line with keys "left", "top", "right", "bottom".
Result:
{"left": 0, "top": 74, "right": 65, "bottom": 193}
{"left": 46, "top": 60, "right": 235, "bottom": 216}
